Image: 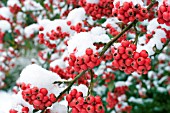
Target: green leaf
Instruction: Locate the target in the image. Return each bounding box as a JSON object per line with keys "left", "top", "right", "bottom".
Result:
{"left": 3, "top": 32, "right": 15, "bottom": 46}
{"left": 51, "top": 14, "right": 60, "bottom": 20}
{"left": 25, "top": 13, "right": 36, "bottom": 25}
{"left": 108, "top": 80, "right": 115, "bottom": 92}
{"left": 107, "top": 33, "right": 114, "bottom": 39}
{"left": 97, "top": 18, "right": 106, "bottom": 24}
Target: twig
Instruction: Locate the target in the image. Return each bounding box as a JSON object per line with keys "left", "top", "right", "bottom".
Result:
{"left": 87, "top": 69, "right": 94, "bottom": 95}
{"left": 56, "top": 70, "right": 87, "bottom": 101}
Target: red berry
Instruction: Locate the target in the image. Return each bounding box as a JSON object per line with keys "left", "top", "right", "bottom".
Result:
{"left": 86, "top": 105, "right": 95, "bottom": 113}
{"left": 39, "top": 26, "right": 44, "bottom": 31}
{"left": 49, "top": 93, "right": 56, "bottom": 102}
{"left": 139, "top": 50, "right": 148, "bottom": 58}
{"left": 72, "top": 107, "right": 79, "bottom": 113}
{"left": 118, "top": 46, "right": 125, "bottom": 54}
{"left": 113, "top": 53, "right": 121, "bottom": 60}
{"left": 125, "top": 58, "right": 133, "bottom": 66}
{"left": 95, "top": 96, "right": 101, "bottom": 103}
{"left": 86, "top": 96, "right": 95, "bottom": 104}
{"left": 31, "top": 87, "right": 39, "bottom": 95}
{"left": 86, "top": 48, "right": 93, "bottom": 56}
{"left": 45, "top": 101, "right": 52, "bottom": 107}
{"left": 95, "top": 104, "right": 104, "bottom": 113}
{"left": 22, "top": 107, "right": 29, "bottom": 112}
{"left": 40, "top": 88, "right": 48, "bottom": 96}
{"left": 9, "top": 109, "right": 18, "bottom": 113}
{"left": 42, "top": 96, "right": 49, "bottom": 103}
{"left": 36, "top": 93, "right": 44, "bottom": 100}
{"left": 163, "top": 12, "right": 169, "bottom": 21}
{"left": 33, "top": 100, "right": 41, "bottom": 106}
{"left": 77, "top": 97, "right": 84, "bottom": 105}
{"left": 125, "top": 47, "right": 133, "bottom": 56}
{"left": 123, "top": 2, "right": 130, "bottom": 10}
{"left": 137, "top": 57, "right": 145, "bottom": 65}
{"left": 133, "top": 52, "right": 140, "bottom": 59}
{"left": 71, "top": 89, "right": 77, "bottom": 96}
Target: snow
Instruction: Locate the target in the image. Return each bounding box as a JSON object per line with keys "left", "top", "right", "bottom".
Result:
{"left": 0, "top": 91, "right": 16, "bottom": 113}
{"left": 93, "top": 85, "right": 107, "bottom": 95}
{"left": 7, "top": 0, "right": 21, "bottom": 6}
{"left": 129, "top": 97, "right": 143, "bottom": 104}
{"left": 50, "top": 103, "right": 67, "bottom": 113}
{"left": 50, "top": 58, "right": 66, "bottom": 69}
{"left": 86, "top": 0, "right": 99, "bottom": 4}
{"left": 157, "top": 87, "right": 167, "bottom": 93}
{"left": 72, "top": 84, "right": 88, "bottom": 96}
{"left": 137, "top": 29, "right": 166, "bottom": 56}
{"left": 24, "top": 24, "right": 39, "bottom": 38}
{"left": 158, "top": 53, "right": 169, "bottom": 61}
{"left": 102, "top": 17, "right": 121, "bottom": 32}
{"left": 67, "top": 29, "right": 110, "bottom": 57}
{"left": 22, "top": 0, "right": 43, "bottom": 11}
{"left": 19, "top": 64, "right": 65, "bottom": 95}
{"left": 115, "top": 81, "right": 126, "bottom": 87}
{"left": 0, "top": 7, "right": 13, "bottom": 20}
{"left": 38, "top": 19, "right": 71, "bottom": 38}
{"left": 147, "top": 18, "right": 170, "bottom": 32}
{"left": 67, "top": 8, "right": 86, "bottom": 25}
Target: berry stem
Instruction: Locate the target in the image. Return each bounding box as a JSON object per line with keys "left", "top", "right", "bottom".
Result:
{"left": 134, "top": 23, "right": 139, "bottom": 45}
{"left": 53, "top": 80, "right": 72, "bottom": 85}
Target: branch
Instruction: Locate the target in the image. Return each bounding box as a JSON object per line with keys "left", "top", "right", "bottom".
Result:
{"left": 87, "top": 69, "right": 94, "bottom": 95}
{"left": 56, "top": 70, "right": 87, "bottom": 101}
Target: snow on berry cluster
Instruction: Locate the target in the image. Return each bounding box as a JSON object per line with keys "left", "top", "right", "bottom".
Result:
{"left": 66, "top": 89, "right": 105, "bottom": 113}
{"left": 79, "top": 0, "right": 114, "bottom": 20}
{"left": 112, "top": 40, "right": 151, "bottom": 75}
{"left": 68, "top": 48, "right": 101, "bottom": 72}
{"left": 137, "top": 18, "right": 169, "bottom": 56}
{"left": 157, "top": 0, "right": 170, "bottom": 26}
{"left": 67, "top": 27, "right": 110, "bottom": 57}
{"left": 38, "top": 19, "right": 71, "bottom": 49}
{"left": 112, "top": 1, "right": 149, "bottom": 24}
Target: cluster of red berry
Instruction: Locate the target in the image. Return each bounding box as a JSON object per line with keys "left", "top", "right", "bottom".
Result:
{"left": 157, "top": 1, "right": 170, "bottom": 26}
{"left": 10, "top": 107, "right": 29, "bottom": 113}
{"left": 112, "top": 40, "right": 151, "bottom": 75}
{"left": 38, "top": 26, "right": 70, "bottom": 49}
{"left": 9, "top": 4, "right": 21, "bottom": 14}
{"left": 102, "top": 72, "right": 115, "bottom": 83}
{"left": 50, "top": 65, "right": 76, "bottom": 80}
{"left": 20, "top": 83, "right": 56, "bottom": 110}
{"left": 67, "top": 21, "right": 86, "bottom": 33}
{"left": 69, "top": 48, "right": 101, "bottom": 72}
{"left": 79, "top": 0, "right": 114, "bottom": 20}
{"left": 106, "top": 24, "right": 127, "bottom": 42}
{"left": 106, "top": 85, "right": 129, "bottom": 109}
{"left": 112, "top": 2, "right": 149, "bottom": 23}
{"left": 66, "top": 89, "right": 105, "bottom": 113}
